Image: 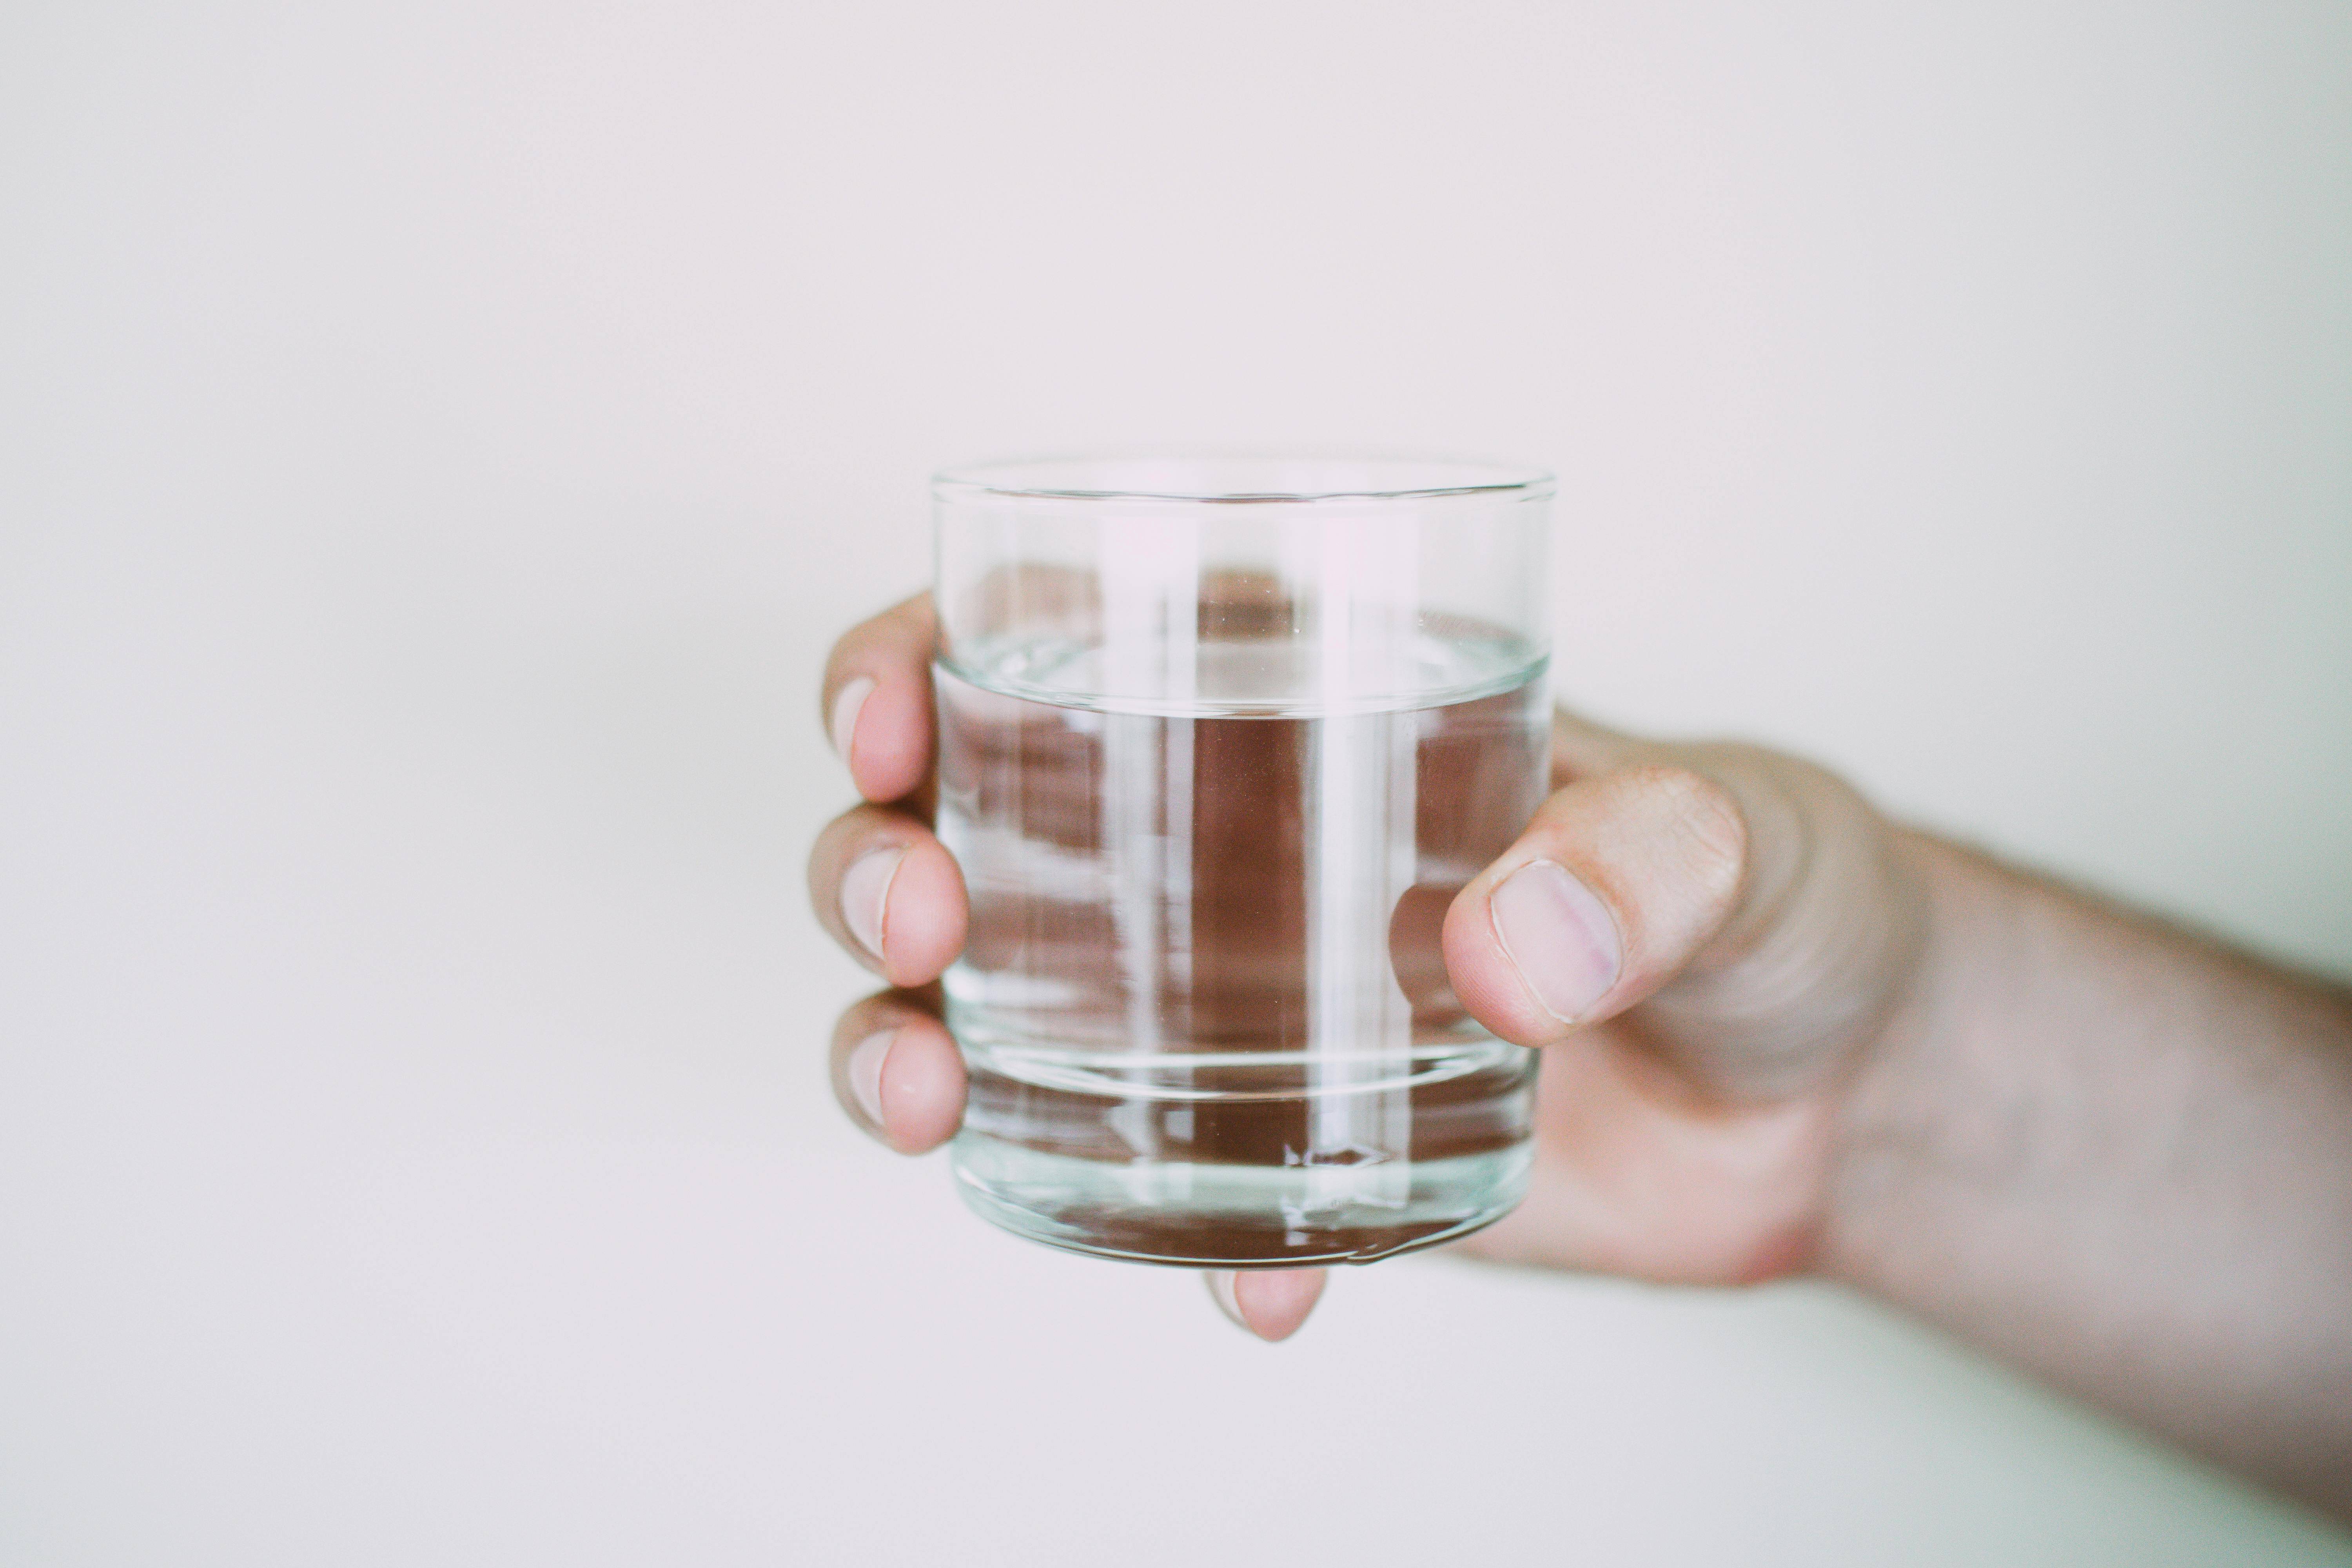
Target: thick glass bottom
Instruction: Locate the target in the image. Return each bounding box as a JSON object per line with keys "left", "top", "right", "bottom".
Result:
{"left": 950, "top": 1134, "right": 1534, "bottom": 1268}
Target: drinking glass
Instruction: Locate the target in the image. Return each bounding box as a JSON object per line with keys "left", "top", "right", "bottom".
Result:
{"left": 932, "top": 455, "right": 1553, "bottom": 1267}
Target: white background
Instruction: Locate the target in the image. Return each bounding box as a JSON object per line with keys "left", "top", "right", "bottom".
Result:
{"left": 4, "top": 0, "right": 2349, "bottom": 1562}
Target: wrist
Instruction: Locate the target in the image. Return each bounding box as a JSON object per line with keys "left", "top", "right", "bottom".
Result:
{"left": 1808, "top": 829, "right": 1998, "bottom": 1293}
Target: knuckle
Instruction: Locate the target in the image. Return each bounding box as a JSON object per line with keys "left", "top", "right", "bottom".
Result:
{"left": 1627, "top": 764, "right": 1748, "bottom": 892}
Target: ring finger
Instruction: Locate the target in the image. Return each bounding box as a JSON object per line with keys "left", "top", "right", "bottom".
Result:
{"left": 829, "top": 990, "right": 967, "bottom": 1154}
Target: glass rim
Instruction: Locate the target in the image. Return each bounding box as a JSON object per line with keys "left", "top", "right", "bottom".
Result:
{"left": 932, "top": 452, "right": 1555, "bottom": 506}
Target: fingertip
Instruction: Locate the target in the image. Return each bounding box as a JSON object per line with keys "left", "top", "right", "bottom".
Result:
{"left": 1441, "top": 872, "right": 1567, "bottom": 1048}
{"left": 1237, "top": 1269, "right": 1326, "bottom": 1341}
{"left": 830, "top": 676, "right": 876, "bottom": 776}
{"left": 845, "top": 1028, "right": 895, "bottom": 1129}
{"left": 875, "top": 1019, "right": 965, "bottom": 1154}
{"left": 831, "top": 995, "right": 964, "bottom": 1154}
{"left": 1204, "top": 1269, "right": 1326, "bottom": 1342}
{"left": 878, "top": 838, "right": 968, "bottom": 988}
{"left": 1488, "top": 858, "right": 1624, "bottom": 1025}
{"left": 848, "top": 673, "right": 934, "bottom": 804}
{"left": 824, "top": 594, "right": 941, "bottom": 804}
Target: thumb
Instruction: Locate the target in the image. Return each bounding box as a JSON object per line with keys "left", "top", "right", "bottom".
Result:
{"left": 1441, "top": 763, "right": 1749, "bottom": 1045}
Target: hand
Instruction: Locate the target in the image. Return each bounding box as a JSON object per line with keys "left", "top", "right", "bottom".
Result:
{"left": 811, "top": 593, "right": 1931, "bottom": 1339}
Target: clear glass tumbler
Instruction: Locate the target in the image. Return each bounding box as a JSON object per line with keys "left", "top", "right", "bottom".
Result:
{"left": 933, "top": 456, "right": 1553, "bottom": 1268}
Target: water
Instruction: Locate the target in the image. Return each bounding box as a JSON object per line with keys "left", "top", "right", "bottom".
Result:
{"left": 935, "top": 623, "right": 1550, "bottom": 1267}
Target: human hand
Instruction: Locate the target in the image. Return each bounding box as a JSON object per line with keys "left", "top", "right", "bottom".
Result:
{"left": 812, "top": 593, "right": 1930, "bottom": 1339}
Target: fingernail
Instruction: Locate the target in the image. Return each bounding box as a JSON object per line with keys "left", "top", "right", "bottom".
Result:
{"left": 1203, "top": 1270, "right": 1248, "bottom": 1334}
{"left": 847, "top": 1029, "right": 897, "bottom": 1128}
{"left": 840, "top": 848, "right": 903, "bottom": 963}
{"left": 830, "top": 677, "right": 875, "bottom": 772}
{"left": 1490, "top": 859, "right": 1623, "bottom": 1023}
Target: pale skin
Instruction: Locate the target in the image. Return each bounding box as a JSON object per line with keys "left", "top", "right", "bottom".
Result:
{"left": 813, "top": 593, "right": 2352, "bottom": 1523}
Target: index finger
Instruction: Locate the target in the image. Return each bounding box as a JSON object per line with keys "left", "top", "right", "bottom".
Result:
{"left": 823, "top": 593, "right": 938, "bottom": 805}
{"left": 1548, "top": 703, "right": 1642, "bottom": 786}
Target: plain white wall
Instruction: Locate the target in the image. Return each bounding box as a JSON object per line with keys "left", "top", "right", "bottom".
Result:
{"left": 3, "top": 1, "right": 2348, "bottom": 1563}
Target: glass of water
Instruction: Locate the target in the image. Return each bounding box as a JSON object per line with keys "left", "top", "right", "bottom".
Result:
{"left": 932, "top": 455, "right": 1553, "bottom": 1267}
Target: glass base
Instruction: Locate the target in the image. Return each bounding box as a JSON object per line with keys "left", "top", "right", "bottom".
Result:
{"left": 949, "top": 1132, "right": 1533, "bottom": 1268}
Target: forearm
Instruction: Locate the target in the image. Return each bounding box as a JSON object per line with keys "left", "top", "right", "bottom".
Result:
{"left": 1824, "top": 833, "right": 2352, "bottom": 1519}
